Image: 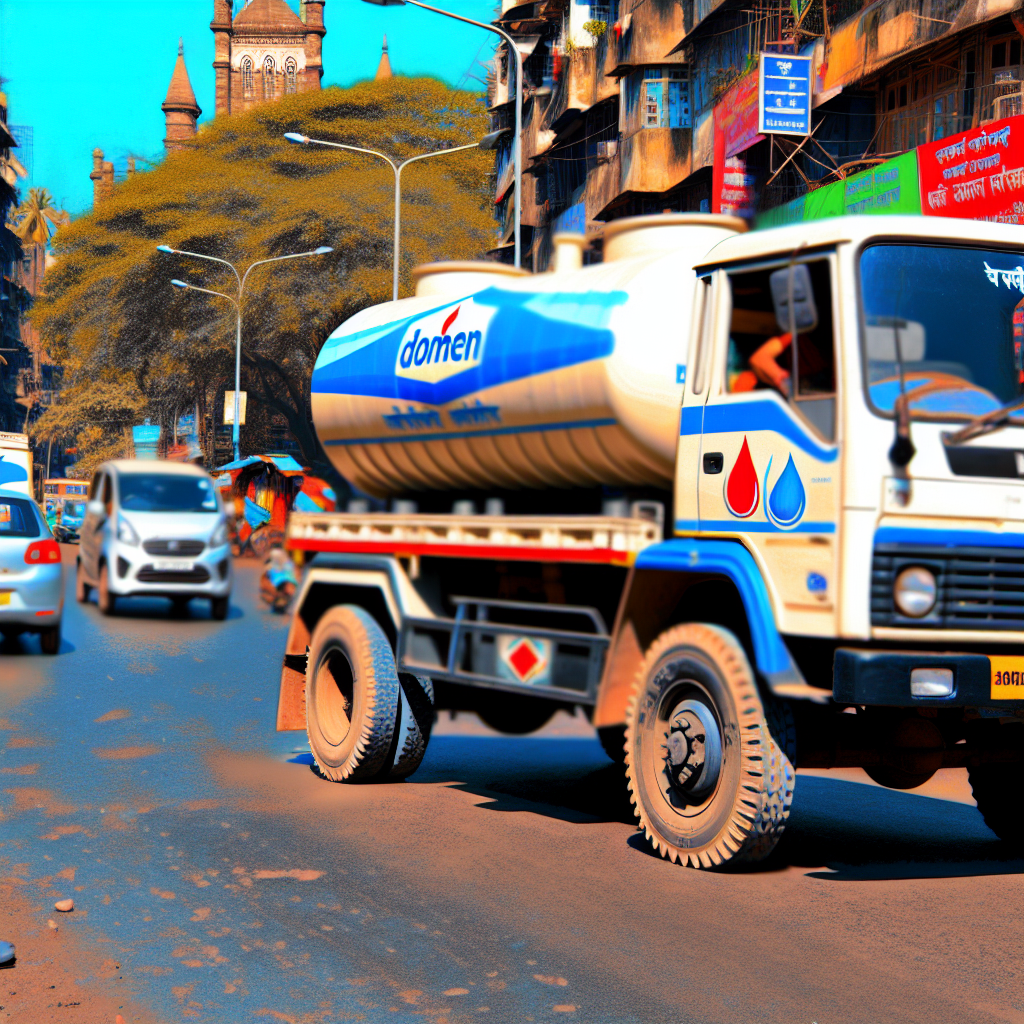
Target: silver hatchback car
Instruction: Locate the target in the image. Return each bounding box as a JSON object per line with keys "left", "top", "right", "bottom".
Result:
{"left": 0, "top": 487, "right": 64, "bottom": 653}
{"left": 76, "top": 460, "right": 232, "bottom": 618}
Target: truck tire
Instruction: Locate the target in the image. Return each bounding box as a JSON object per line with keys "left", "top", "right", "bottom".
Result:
{"left": 625, "top": 623, "right": 795, "bottom": 869}
{"left": 305, "top": 605, "right": 401, "bottom": 782}
{"left": 969, "top": 737, "right": 1024, "bottom": 846}
{"left": 385, "top": 673, "right": 435, "bottom": 780}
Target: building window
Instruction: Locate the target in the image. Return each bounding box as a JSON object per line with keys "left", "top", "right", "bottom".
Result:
{"left": 641, "top": 68, "right": 689, "bottom": 129}
{"left": 992, "top": 38, "right": 1022, "bottom": 69}
{"left": 285, "top": 57, "right": 298, "bottom": 94}
{"left": 241, "top": 56, "right": 254, "bottom": 98}
{"left": 263, "top": 56, "right": 276, "bottom": 100}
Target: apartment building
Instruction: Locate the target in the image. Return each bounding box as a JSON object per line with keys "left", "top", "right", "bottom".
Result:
{"left": 488, "top": 0, "right": 1024, "bottom": 268}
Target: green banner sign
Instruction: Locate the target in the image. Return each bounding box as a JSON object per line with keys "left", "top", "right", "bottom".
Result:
{"left": 756, "top": 149, "right": 921, "bottom": 228}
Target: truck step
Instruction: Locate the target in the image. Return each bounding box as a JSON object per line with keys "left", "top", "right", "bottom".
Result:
{"left": 286, "top": 512, "right": 662, "bottom": 565}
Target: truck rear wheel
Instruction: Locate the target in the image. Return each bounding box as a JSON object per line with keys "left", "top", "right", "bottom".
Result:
{"left": 386, "top": 673, "right": 435, "bottom": 780}
{"left": 304, "top": 605, "right": 401, "bottom": 782}
{"left": 969, "top": 730, "right": 1024, "bottom": 846}
{"left": 625, "top": 623, "right": 795, "bottom": 869}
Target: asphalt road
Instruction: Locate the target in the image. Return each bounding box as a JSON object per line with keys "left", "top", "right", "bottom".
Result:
{"left": 1, "top": 548, "right": 1022, "bottom": 1024}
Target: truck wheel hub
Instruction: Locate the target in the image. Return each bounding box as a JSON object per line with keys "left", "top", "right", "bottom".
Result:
{"left": 665, "top": 698, "right": 722, "bottom": 800}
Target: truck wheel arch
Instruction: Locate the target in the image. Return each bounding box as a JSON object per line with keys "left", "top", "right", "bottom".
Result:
{"left": 594, "top": 538, "right": 802, "bottom": 729}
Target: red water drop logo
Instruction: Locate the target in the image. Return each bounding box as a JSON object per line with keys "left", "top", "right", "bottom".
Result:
{"left": 441, "top": 306, "right": 461, "bottom": 335}
{"left": 724, "top": 436, "right": 759, "bottom": 518}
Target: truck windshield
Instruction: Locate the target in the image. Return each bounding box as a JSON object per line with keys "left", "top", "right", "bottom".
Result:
{"left": 860, "top": 244, "right": 1024, "bottom": 421}
{"left": 119, "top": 474, "right": 217, "bottom": 513}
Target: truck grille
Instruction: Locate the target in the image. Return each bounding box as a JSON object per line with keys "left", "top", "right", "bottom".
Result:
{"left": 136, "top": 565, "right": 211, "bottom": 585}
{"left": 872, "top": 544, "right": 1024, "bottom": 631}
{"left": 142, "top": 539, "right": 205, "bottom": 557}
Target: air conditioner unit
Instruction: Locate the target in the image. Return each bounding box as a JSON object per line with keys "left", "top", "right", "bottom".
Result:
{"left": 596, "top": 139, "right": 618, "bottom": 160}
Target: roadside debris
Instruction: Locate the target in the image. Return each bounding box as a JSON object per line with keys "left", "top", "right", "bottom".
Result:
{"left": 54, "top": 899, "right": 74, "bottom": 912}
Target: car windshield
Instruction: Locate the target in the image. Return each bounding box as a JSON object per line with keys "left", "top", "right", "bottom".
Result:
{"left": 0, "top": 497, "right": 41, "bottom": 538}
{"left": 860, "top": 244, "right": 1024, "bottom": 420}
{"left": 118, "top": 474, "right": 218, "bottom": 513}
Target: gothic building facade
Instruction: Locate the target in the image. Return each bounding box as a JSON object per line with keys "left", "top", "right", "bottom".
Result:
{"left": 211, "top": 0, "right": 326, "bottom": 117}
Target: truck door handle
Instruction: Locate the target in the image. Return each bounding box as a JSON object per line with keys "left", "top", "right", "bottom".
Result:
{"left": 703, "top": 453, "right": 724, "bottom": 474}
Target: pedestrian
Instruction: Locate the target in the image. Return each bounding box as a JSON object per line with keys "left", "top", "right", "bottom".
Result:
{"left": 260, "top": 543, "right": 298, "bottom": 613}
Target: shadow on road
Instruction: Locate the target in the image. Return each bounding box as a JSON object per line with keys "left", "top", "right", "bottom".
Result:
{"left": 410, "top": 736, "right": 1023, "bottom": 880}
{"left": 80, "top": 596, "right": 244, "bottom": 621}
{"left": 0, "top": 633, "right": 77, "bottom": 656}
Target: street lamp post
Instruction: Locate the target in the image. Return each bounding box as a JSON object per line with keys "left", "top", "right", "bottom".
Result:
{"left": 285, "top": 134, "right": 478, "bottom": 301}
{"left": 358, "top": 0, "right": 523, "bottom": 269}
{"left": 158, "top": 245, "right": 332, "bottom": 463}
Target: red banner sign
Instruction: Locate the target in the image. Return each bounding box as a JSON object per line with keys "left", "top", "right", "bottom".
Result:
{"left": 715, "top": 70, "right": 765, "bottom": 159}
{"left": 918, "top": 116, "right": 1024, "bottom": 223}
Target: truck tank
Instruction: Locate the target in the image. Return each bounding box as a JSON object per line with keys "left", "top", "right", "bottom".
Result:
{"left": 310, "top": 214, "right": 745, "bottom": 497}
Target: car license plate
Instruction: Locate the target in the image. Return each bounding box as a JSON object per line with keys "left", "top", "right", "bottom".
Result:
{"left": 0, "top": 592, "right": 9, "bottom": 605}
{"left": 990, "top": 656, "right": 1024, "bottom": 699}
{"left": 153, "top": 559, "right": 194, "bottom": 572}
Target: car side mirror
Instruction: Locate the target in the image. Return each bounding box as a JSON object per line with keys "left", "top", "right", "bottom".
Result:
{"left": 769, "top": 263, "right": 818, "bottom": 334}
{"left": 86, "top": 500, "right": 106, "bottom": 520}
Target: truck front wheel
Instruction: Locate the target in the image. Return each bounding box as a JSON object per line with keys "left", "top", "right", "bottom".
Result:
{"left": 625, "top": 623, "right": 795, "bottom": 869}
{"left": 969, "top": 725, "right": 1024, "bottom": 846}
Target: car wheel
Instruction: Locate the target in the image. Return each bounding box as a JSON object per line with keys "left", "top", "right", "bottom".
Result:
{"left": 210, "top": 595, "right": 229, "bottom": 621}
{"left": 75, "top": 559, "right": 91, "bottom": 604}
{"left": 97, "top": 563, "right": 116, "bottom": 616}
{"left": 39, "top": 624, "right": 61, "bottom": 656}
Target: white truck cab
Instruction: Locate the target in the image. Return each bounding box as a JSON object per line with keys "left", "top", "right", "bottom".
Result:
{"left": 279, "top": 214, "right": 1024, "bottom": 869}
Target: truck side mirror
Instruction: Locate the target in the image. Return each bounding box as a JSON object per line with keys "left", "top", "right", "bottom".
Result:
{"left": 769, "top": 264, "right": 818, "bottom": 335}
{"left": 86, "top": 500, "right": 106, "bottom": 521}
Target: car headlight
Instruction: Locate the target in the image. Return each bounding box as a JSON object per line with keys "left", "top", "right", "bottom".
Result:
{"left": 894, "top": 566, "right": 937, "bottom": 618}
{"left": 210, "top": 518, "right": 229, "bottom": 548}
{"left": 117, "top": 515, "right": 140, "bottom": 546}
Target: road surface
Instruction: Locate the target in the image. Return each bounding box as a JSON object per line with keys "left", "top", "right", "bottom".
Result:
{"left": 0, "top": 548, "right": 1021, "bottom": 1024}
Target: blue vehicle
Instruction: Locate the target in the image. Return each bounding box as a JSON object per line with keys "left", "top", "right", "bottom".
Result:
{"left": 52, "top": 498, "right": 86, "bottom": 543}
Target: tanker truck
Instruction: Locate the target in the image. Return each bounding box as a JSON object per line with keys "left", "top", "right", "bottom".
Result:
{"left": 277, "top": 212, "right": 1024, "bottom": 869}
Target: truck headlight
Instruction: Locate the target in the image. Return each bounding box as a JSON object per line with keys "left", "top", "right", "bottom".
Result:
{"left": 117, "top": 515, "right": 140, "bottom": 546}
{"left": 893, "top": 566, "right": 937, "bottom": 618}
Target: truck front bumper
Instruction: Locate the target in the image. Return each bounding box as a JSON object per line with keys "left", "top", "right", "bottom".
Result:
{"left": 834, "top": 649, "right": 1024, "bottom": 711}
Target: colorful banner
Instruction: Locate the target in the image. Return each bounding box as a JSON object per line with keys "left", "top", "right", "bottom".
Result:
{"left": 918, "top": 116, "right": 1024, "bottom": 223}
{"left": 720, "top": 156, "right": 757, "bottom": 219}
{"left": 755, "top": 150, "right": 920, "bottom": 227}
{"left": 843, "top": 150, "right": 920, "bottom": 215}
{"left": 715, "top": 70, "right": 764, "bottom": 159}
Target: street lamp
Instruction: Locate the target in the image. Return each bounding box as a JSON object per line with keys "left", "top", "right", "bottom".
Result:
{"left": 286, "top": 133, "right": 479, "bottom": 301}
{"left": 357, "top": 0, "right": 523, "bottom": 270}
{"left": 158, "top": 245, "right": 333, "bottom": 463}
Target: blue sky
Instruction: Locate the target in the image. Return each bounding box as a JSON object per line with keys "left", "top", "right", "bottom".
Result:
{"left": 0, "top": 0, "right": 495, "bottom": 216}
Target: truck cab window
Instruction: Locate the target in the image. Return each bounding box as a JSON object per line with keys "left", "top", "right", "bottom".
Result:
{"left": 726, "top": 259, "right": 836, "bottom": 441}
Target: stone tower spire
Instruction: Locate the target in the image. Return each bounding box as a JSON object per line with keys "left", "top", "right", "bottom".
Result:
{"left": 375, "top": 34, "right": 393, "bottom": 80}
{"left": 162, "top": 39, "right": 202, "bottom": 152}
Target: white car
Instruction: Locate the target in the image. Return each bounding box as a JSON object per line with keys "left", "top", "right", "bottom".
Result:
{"left": 76, "top": 460, "right": 232, "bottom": 619}
{"left": 0, "top": 487, "right": 64, "bottom": 654}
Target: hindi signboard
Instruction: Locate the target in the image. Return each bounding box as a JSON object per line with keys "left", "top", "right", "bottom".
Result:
{"left": 758, "top": 53, "right": 812, "bottom": 137}
{"left": 918, "top": 116, "right": 1024, "bottom": 223}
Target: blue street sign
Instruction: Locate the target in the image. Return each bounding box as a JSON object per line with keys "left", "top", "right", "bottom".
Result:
{"left": 758, "top": 53, "right": 813, "bottom": 136}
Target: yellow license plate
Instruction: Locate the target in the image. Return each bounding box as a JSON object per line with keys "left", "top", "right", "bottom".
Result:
{"left": 990, "top": 657, "right": 1024, "bottom": 699}
{"left": 0, "top": 592, "right": 9, "bottom": 605}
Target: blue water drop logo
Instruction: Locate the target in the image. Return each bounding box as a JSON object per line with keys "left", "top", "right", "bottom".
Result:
{"left": 764, "top": 453, "right": 806, "bottom": 529}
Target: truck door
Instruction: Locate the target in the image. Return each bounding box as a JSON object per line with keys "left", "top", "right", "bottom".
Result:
{"left": 696, "top": 254, "right": 841, "bottom": 636}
